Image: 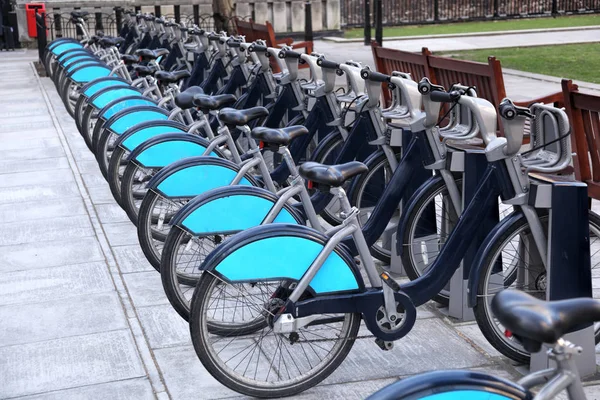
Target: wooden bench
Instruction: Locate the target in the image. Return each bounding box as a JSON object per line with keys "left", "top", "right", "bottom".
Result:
{"left": 562, "top": 79, "right": 600, "bottom": 200}
{"left": 234, "top": 18, "right": 313, "bottom": 73}
{"left": 371, "top": 41, "right": 563, "bottom": 110}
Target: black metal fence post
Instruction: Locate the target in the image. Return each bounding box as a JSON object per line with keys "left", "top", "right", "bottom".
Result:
{"left": 493, "top": 0, "right": 499, "bottom": 17}
{"left": 95, "top": 12, "right": 103, "bottom": 33}
{"left": 35, "top": 11, "right": 47, "bottom": 62}
{"left": 135, "top": 6, "right": 141, "bottom": 13}
{"left": 374, "top": 0, "right": 382, "bottom": 45}
{"left": 115, "top": 7, "right": 123, "bottom": 32}
{"left": 55, "top": 12, "right": 62, "bottom": 38}
{"left": 193, "top": 5, "right": 200, "bottom": 26}
{"left": 305, "top": 1, "right": 313, "bottom": 43}
{"left": 154, "top": 6, "right": 161, "bottom": 17}
{"left": 363, "top": 0, "right": 371, "bottom": 45}
{"left": 552, "top": 0, "right": 558, "bottom": 16}
{"left": 434, "top": 0, "right": 439, "bottom": 21}
{"left": 174, "top": 5, "right": 181, "bottom": 23}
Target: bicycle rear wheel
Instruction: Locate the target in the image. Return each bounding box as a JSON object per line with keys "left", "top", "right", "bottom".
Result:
{"left": 189, "top": 272, "right": 361, "bottom": 398}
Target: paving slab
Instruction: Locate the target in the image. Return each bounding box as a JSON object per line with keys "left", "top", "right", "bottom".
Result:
{"left": 122, "top": 271, "right": 169, "bottom": 308}
{"left": 0, "top": 182, "right": 82, "bottom": 204}
{"left": 0, "top": 198, "right": 86, "bottom": 223}
{"left": 1, "top": 237, "right": 105, "bottom": 272}
{"left": 18, "top": 378, "right": 155, "bottom": 400}
{"left": 94, "top": 203, "right": 132, "bottom": 224}
{"left": 112, "top": 245, "right": 156, "bottom": 273}
{"left": 0, "top": 262, "right": 114, "bottom": 306}
{"left": 0, "top": 146, "right": 66, "bottom": 161}
{"left": 0, "top": 330, "right": 146, "bottom": 398}
{"left": 0, "top": 215, "right": 94, "bottom": 246}
{"left": 0, "top": 169, "right": 75, "bottom": 189}
{"left": 0, "top": 292, "right": 128, "bottom": 346}
{"left": 103, "top": 222, "right": 141, "bottom": 247}
{"left": 137, "top": 304, "right": 191, "bottom": 349}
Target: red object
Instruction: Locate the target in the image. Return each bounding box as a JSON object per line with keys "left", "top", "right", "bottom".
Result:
{"left": 25, "top": 4, "right": 46, "bottom": 38}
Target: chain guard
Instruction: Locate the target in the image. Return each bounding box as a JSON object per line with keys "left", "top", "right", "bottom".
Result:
{"left": 361, "top": 290, "right": 417, "bottom": 341}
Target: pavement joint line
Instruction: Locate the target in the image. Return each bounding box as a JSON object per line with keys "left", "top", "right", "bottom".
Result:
{"left": 32, "top": 62, "right": 170, "bottom": 399}
{"left": 323, "top": 25, "right": 600, "bottom": 43}
{"left": 1, "top": 377, "right": 153, "bottom": 400}
{"left": 0, "top": 327, "right": 131, "bottom": 350}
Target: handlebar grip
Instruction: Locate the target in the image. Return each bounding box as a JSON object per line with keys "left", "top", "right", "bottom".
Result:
{"left": 360, "top": 69, "right": 390, "bottom": 83}
{"left": 207, "top": 33, "right": 221, "bottom": 41}
{"left": 278, "top": 49, "right": 302, "bottom": 59}
{"left": 429, "top": 90, "right": 461, "bottom": 103}
{"left": 227, "top": 40, "right": 241, "bottom": 48}
{"left": 317, "top": 58, "right": 340, "bottom": 70}
{"left": 248, "top": 44, "right": 267, "bottom": 53}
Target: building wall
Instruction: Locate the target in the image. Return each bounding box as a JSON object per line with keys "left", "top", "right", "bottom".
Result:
{"left": 15, "top": 0, "right": 341, "bottom": 44}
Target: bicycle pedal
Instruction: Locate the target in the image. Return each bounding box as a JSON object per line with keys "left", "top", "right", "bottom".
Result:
{"left": 375, "top": 338, "right": 394, "bottom": 351}
{"left": 380, "top": 272, "right": 401, "bottom": 293}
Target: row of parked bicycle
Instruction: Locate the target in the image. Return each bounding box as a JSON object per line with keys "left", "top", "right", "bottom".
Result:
{"left": 43, "top": 9, "right": 600, "bottom": 399}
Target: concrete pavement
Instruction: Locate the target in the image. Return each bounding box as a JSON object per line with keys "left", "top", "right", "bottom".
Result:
{"left": 1, "top": 40, "right": 600, "bottom": 399}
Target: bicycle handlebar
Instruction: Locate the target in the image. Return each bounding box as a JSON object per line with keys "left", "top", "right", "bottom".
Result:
{"left": 360, "top": 69, "right": 390, "bottom": 83}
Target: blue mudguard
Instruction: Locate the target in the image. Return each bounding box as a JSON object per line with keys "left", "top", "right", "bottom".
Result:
{"left": 467, "top": 210, "right": 525, "bottom": 308}
{"left": 88, "top": 87, "right": 142, "bottom": 109}
{"left": 171, "top": 186, "right": 304, "bottom": 235}
{"left": 79, "top": 77, "right": 129, "bottom": 99}
{"left": 395, "top": 175, "right": 444, "bottom": 258}
{"left": 366, "top": 370, "right": 530, "bottom": 400}
{"left": 98, "top": 96, "right": 157, "bottom": 121}
{"left": 146, "top": 156, "right": 258, "bottom": 199}
{"left": 116, "top": 121, "right": 188, "bottom": 153}
{"left": 127, "top": 133, "right": 221, "bottom": 169}
{"left": 64, "top": 59, "right": 100, "bottom": 73}
{"left": 103, "top": 106, "right": 169, "bottom": 136}
{"left": 58, "top": 52, "right": 94, "bottom": 66}
{"left": 50, "top": 42, "right": 84, "bottom": 56}
{"left": 47, "top": 38, "right": 79, "bottom": 51}
{"left": 202, "top": 224, "right": 365, "bottom": 295}
{"left": 67, "top": 64, "right": 112, "bottom": 83}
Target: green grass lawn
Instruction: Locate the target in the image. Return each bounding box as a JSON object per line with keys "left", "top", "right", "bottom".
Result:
{"left": 344, "top": 14, "right": 600, "bottom": 38}
{"left": 438, "top": 43, "right": 600, "bottom": 84}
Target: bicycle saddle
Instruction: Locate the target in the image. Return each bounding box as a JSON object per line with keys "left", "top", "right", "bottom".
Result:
{"left": 192, "top": 94, "right": 237, "bottom": 111}
{"left": 251, "top": 126, "right": 308, "bottom": 147}
{"left": 99, "top": 36, "right": 125, "bottom": 48}
{"left": 155, "top": 70, "right": 191, "bottom": 84}
{"left": 121, "top": 54, "right": 138, "bottom": 65}
{"left": 71, "top": 11, "right": 89, "bottom": 19}
{"left": 299, "top": 161, "right": 369, "bottom": 187}
{"left": 134, "top": 65, "right": 158, "bottom": 77}
{"left": 174, "top": 86, "right": 205, "bottom": 109}
{"left": 135, "top": 48, "right": 169, "bottom": 61}
{"left": 218, "top": 107, "right": 269, "bottom": 126}
{"left": 492, "top": 290, "right": 600, "bottom": 352}
{"left": 88, "top": 35, "right": 102, "bottom": 46}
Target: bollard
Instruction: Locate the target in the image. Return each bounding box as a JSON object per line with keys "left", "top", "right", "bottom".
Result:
{"left": 35, "top": 11, "right": 47, "bottom": 62}
{"left": 374, "top": 0, "right": 382, "bottom": 45}
{"left": 363, "top": 0, "right": 371, "bottom": 45}
{"left": 174, "top": 5, "right": 181, "bottom": 23}
{"left": 305, "top": 1, "right": 313, "bottom": 43}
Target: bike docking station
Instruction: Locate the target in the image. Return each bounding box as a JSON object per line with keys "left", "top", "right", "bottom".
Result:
{"left": 389, "top": 85, "right": 497, "bottom": 322}
{"left": 527, "top": 173, "right": 595, "bottom": 376}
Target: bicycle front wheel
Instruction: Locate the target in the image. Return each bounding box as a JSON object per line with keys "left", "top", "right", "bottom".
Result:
{"left": 474, "top": 211, "right": 600, "bottom": 364}
{"left": 189, "top": 272, "right": 361, "bottom": 398}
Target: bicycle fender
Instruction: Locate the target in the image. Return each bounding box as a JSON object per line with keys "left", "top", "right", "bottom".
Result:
{"left": 116, "top": 121, "right": 187, "bottom": 152}
{"left": 346, "top": 148, "right": 386, "bottom": 200}
{"left": 99, "top": 96, "right": 157, "bottom": 122}
{"left": 147, "top": 157, "right": 257, "bottom": 198}
{"left": 127, "top": 133, "right": 220, "bottom": 169}
{"left": 172, "top": 186, "right": 304, "bottom": 235}
{"left": 68, "top": 64, "right": 112, "bottom": 83}
{"left": 395, "top": 175, "right": 444, "bottom": 258}
{"left": 80, "top": 77, "right": 129, "bottom": 99}
{"left": 202, "top": 224, "right": 365, "bottom": 295}
{"left": 89, "top": 87, "right": 142, "bottom": 109}
{"left": 467, "top": 210, "right": 525, "bottom": 307}
{"left": 367, "top": 370, "right": 531, "bottom": 400}
{"left": 104, "top": 106, "right": 169, "bottom": 135}
{"left": 50, "top": 42, "right": 84, "bottom": 56}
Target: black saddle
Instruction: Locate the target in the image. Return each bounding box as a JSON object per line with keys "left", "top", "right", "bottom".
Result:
{"left": 135, "top": 48, "right": 169, "bottom": 61}
{"left": 193, "top": 94, "right": 237, "bottom": 112}
{"left": 88, "top": 35, "right": 102, "bottom": 46}
{"left": 121, "top": 54, "right": 138, "bottom": 65}
{"left": 218, "top": 107, "right": 269, "bottom": 126}
{"left": 251, "top": 126, "right": 308, "bottom": 147}
{"left": 492, "top": 290, "right": 600, "bottom": 352}
{"left": 99, "top": 36, "right": 125, "bottom": 48}
{"left": 299, "top": 161, "right": 368, "bottom": 187}
{"left": 174, "top": 86, "right": 205, "bottom": 109}
{"left": 134, "top": 65, "right": 158, "bottom": 77}
{"left": 71, "top": 11, "right": 89, "bottom": 19}
{"left": 155, "top": 70, "right": 191, "bottom": 84}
